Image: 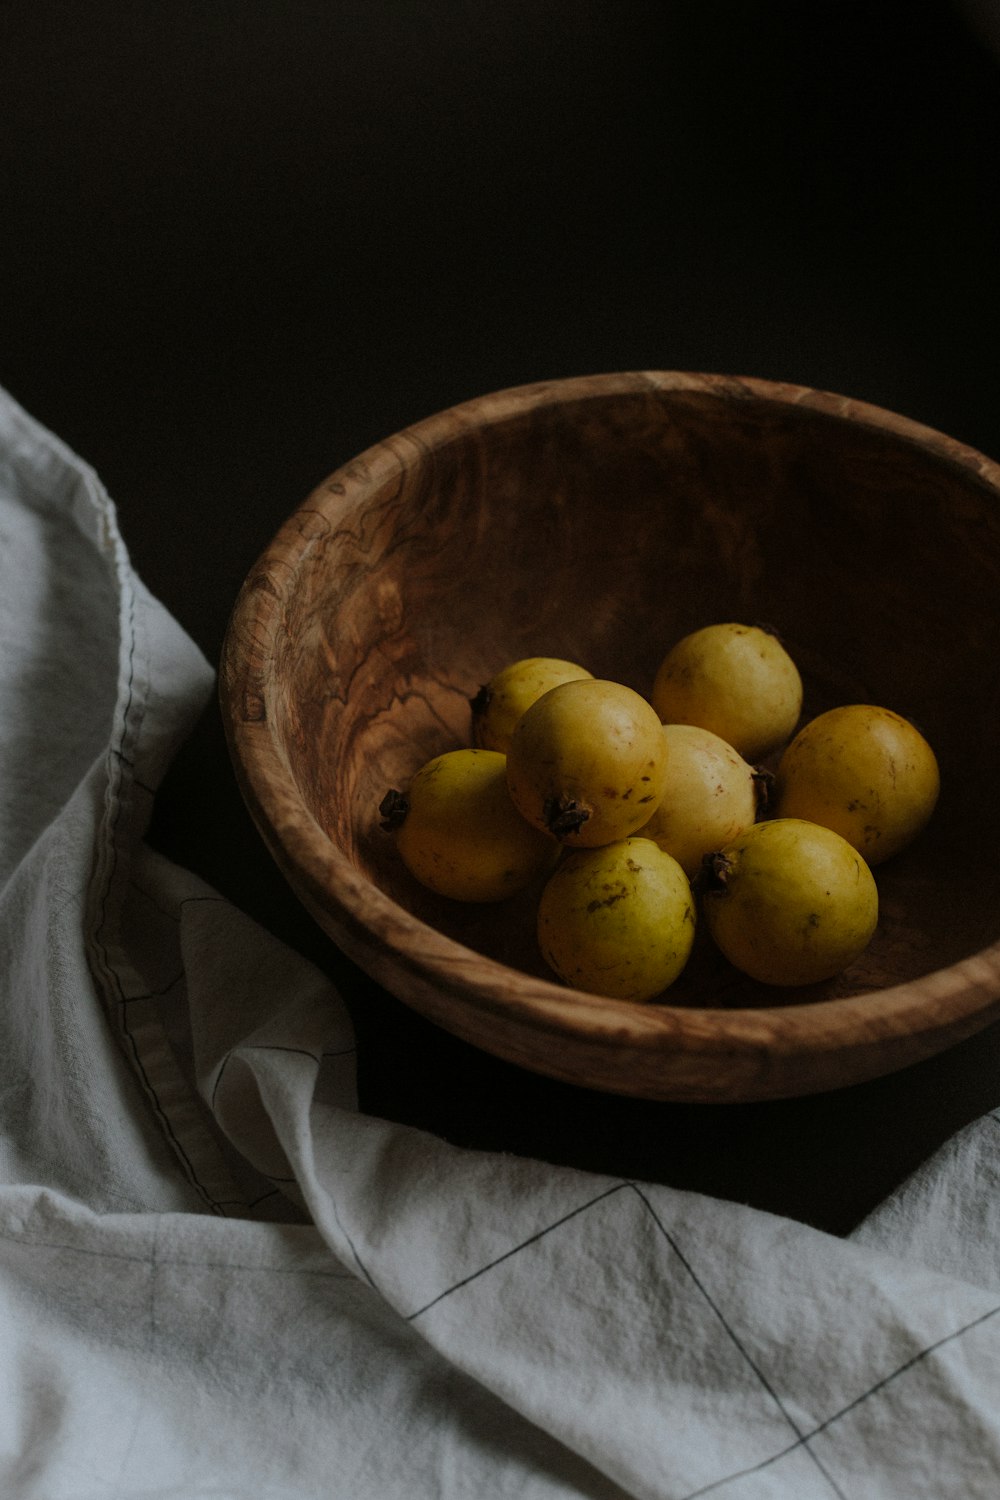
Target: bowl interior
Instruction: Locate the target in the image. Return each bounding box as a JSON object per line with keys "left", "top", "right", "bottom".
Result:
{"left": 256, "top": 376, "right": 1000, "bottom": 1014}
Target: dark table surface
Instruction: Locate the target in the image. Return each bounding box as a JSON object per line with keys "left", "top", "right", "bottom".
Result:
{"left": 4, "top": 0, "right": 1000, "bottom": 1236}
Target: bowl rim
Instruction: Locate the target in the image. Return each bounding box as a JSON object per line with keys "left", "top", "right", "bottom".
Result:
{"left": 219, "top": 370, "right": 1000, "bottom": 1084}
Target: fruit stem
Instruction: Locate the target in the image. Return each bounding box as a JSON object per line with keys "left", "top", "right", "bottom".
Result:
{"left": 543, "top": 794, "right": 592, "bottom": 840}
{"left": 378, "top": 789, "right": 410, "bottom": 832}
{"left": 698, "top": 850, "right": 733, "bottom": 896}
{"left": 751, "top": 766, "right": 775, "bottom": 817}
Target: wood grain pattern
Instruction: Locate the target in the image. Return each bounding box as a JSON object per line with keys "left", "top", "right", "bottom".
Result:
{"left": 219, "top": 371, "right": 1000, "bottom": 1101}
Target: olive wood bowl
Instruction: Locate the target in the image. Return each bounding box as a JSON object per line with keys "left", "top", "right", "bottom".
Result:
{"left": 220, "top": 371, "right": 1000, "bottom": 1102}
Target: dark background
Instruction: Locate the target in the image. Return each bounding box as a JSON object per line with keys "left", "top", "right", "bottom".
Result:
{"left": 3, "top": 0, "right": 1000, "bottom": 1233}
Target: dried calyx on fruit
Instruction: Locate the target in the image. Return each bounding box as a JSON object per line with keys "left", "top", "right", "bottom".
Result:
{"left": 699, "top": 818, "right": 879, "bottom": 986}
{"left": 505, "top": 677, "right": 670, "bottom": 847}
{"left": 379, "top": 748, "right": 558, "bottom": 903}
{"left": 470, "top": 656, "right": 593, "bottom": 754}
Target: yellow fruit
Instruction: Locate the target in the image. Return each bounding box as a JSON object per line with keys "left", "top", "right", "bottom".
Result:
{"left": 639, "top": 724, "right": 767, "bottom": 877}
{"left": 773, "top": 704, "right": 940, "bottom": 864}
{"left": 506, "top": 678, "right": 670, "bottom": 847}
{"left": 470, "top": 656, "right": 593, "bottom": 753}
{"left": 651, "top": 622, "right": 803, "bottom": 760}
{"left": 537, "top": 837, "right": 696, "bottom": 1000}
{"left": 379, "top": 748, "right": 558, "bottom": 902}
{"left": 701, "top": 818, "right": 878, "bottom": 986}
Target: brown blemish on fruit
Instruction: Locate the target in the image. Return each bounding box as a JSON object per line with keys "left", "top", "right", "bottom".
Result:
{"left": 586, "top": 890, "right": 627, "bottom": 912}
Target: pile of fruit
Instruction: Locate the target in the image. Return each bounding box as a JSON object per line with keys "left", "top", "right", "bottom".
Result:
{"left": 378, "top": 624, "right": 940, "bottom": 1001}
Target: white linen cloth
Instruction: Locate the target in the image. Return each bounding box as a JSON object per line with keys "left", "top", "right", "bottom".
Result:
{"left": 2, "top": 383, "right": 1000, "bottom": 1500}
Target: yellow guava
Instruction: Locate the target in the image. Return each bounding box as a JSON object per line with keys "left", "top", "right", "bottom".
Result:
{"left": 470, "top": 656, "right": 593, "bottom": 753}
{"left": 700, "top": 817, "right": 879, "bottom": 986}
{"left": 379, "top": 748, "right": 558, "bottom": 902}
{"left": 536, "top": 836, "right": 696, "bottom": 1000}
{"left": 773, "top": 704, "right": 940, "bottom": 864}
{"left": 638, "top": 723, "right": 767, "bottom": 877}
{"left": 651, "top": 622, "right": 803, "bottom": 760}
{"left": 505, "top": 678, "right": 670, "bottom": 847}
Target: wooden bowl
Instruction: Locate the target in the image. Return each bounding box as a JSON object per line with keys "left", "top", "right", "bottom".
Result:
{"left": 220, "top": 371, "right": 1000, "bottom": 1102}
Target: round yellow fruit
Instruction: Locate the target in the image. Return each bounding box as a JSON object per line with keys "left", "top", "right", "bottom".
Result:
{"left": 470, "top": 656, "right": 593, "bottom": 753}
{"left": 379, "top": 748, "right": 558, "bottom": 902}
{"left": 773, "top": 704, "right": 940, "bottom": 864}
{"left": 537, "top": 837, "right": 696, "bottom": 1000}
{"left": 506, "top": 678, "right": 670, "bottom": 847}
{"left": 701, "top": 817, "right": 879, "bottom": 986}
{"left": 651, "top": 622, "right": 803, "bottom": 760}
{"left": 639, "top": 723, "right": 766, "bottom": 877}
